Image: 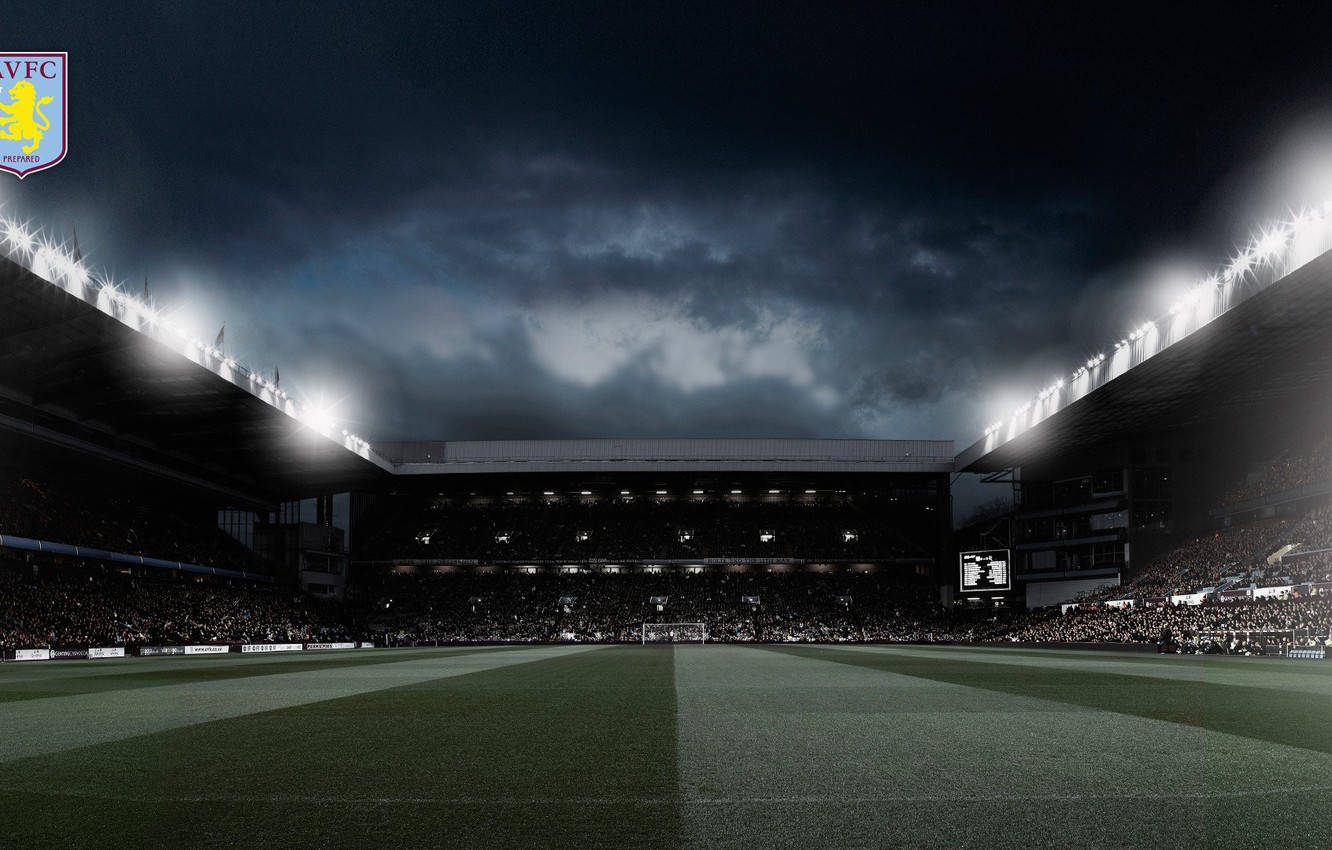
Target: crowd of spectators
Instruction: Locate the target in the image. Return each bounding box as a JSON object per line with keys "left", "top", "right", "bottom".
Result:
{"left": 0, "top": 561, "right": 357, "bottom": 648}
{"left": 1073, "top": 504, "right": 1332, "bottom": 604}
{"left": 5, "top": 470, "right": 1332, "bottom": 652}
{"left": 358, "top": 569, "right": 954, "bottom": 645}
{"left": 1220, "top": 434, "right": 1332, "bottom": 506}
{"left": 4, "top": 552, "right": 1331, "bottom": 652}
{"left": 991, "top": 594, "right": 1332, "bottom": 650}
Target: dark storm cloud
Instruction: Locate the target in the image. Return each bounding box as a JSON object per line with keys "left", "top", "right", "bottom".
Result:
{"left": 7, "top": 1, "right": 1332, "bottom": 450}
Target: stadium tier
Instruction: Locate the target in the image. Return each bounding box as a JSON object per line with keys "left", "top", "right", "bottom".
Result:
{"left": 956, "top": 244, "right": 1332, "bottom": 609}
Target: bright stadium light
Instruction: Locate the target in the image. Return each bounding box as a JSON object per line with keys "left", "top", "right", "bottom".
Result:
{"left": 301, "top": 404, "right": 337, "bottom": 436}
{"left": 3, "top": 219, "right": 33, "bottom": 255}
{"left": 1255, "top": 228, "right": 1288, "bottom": 259}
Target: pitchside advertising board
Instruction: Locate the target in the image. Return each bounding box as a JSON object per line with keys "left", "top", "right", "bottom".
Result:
{"left": 959, "top": 549, "right": 1012, "bottom": 593}
{"left": 139, "top": 645, "right": 230, "bottom": 656}
{"left": 240, "top": 643, "right": 304, "bottom": 653}
{"left": 186, "top": 645, "right": 230, "bottom": 655}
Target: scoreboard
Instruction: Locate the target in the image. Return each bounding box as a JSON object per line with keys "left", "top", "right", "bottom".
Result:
{"left": 959, "top": 549, "right": 1011, "bottom": 592}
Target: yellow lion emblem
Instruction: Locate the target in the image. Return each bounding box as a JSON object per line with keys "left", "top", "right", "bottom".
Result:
{"left": 0, "top": 81, "right": 54, "bottom": 155}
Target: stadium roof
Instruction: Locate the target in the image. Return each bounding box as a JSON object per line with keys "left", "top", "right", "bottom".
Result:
{"left": 0, "top": 221, "right": 950, "bottom": 500}
{"left": 0, "top": 252, "right": 392, "bottom": 504}
{"left": 957, "top": 245, "right": 1332, "bottom": 473}
{"left": 380, "top": 438, "right": 954, "bottom": 475}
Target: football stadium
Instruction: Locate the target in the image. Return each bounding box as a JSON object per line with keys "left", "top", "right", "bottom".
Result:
{"left": 9, "top": 6, "right": 1332, "bottom": 845}
{"left": 2, "top": 194, "right": 1332, "bottom": 849}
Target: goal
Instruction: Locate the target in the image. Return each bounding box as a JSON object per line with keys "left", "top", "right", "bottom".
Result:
{"left": 641, "top": 622, "right": 707, "bottom": 644}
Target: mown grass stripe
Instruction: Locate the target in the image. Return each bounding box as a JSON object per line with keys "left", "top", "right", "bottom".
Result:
{"left": 0, "top": 645, "right": 681, "bottom": 850}
{"left": 0, "top": 645, "right": 602, "bottom": 764}
{"left": 0, "top": 645, "right": 531, "bottom": 704}
{"left": 893, "top": 643, "right": 1332, "bottom": 674}
{"left": 769, "top": 644, "right": 1332, "bottom": 757}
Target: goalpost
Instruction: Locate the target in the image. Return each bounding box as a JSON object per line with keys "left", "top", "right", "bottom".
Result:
{"left": 642, "top": 622, "right": 707, "bottom": 644}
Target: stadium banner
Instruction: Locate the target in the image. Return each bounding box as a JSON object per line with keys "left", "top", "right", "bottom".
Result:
{"left": 184, "top": 645, "right": 230, "bottom": 655}
{"left": 304, "top": 642, "right": 356, "bottom": 651}
{"left": 1253, "top": 585, "right": 1294, "bottom": 599}
{"left": 51, "top": 648, "right": 89, "bottom": 660}
{"left": 14, "top": 648, "right": 51, "bottom": 661}
{"left": 87, "top": 647, "right": 125, "bottom": 659}
{"left": 1104, "top": 599, "right": 1134, "bottom": 609}
{"left": 1219, "top": 588, "right": 1254, "bottom": 601}
{"left": 358, "top": 641, "right": 376, "bottom": 648}
{"left": 240, "top": 643, "right": 303, "bottom": 653}
{"left": 742, "top": 595, "right": 762, "bottom": 604}
{"left": 138, "top": 645, "right": 187, "bottom": 656}
{"left": 1168, "top": 592, "right": 1208, "bottom": 606}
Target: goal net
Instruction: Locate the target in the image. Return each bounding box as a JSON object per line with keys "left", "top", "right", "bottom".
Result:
{"left": 642, "top": 622, "right": 707, "bottom": 644}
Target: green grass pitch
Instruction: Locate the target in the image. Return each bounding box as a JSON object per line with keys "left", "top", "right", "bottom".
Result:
{"left": 3, "top": 644, "right": 1332, "bottom": 848}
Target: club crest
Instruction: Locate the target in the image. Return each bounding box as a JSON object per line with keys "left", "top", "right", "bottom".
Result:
{"left": 0, "top": 53, "right": 66, "bottom": 178}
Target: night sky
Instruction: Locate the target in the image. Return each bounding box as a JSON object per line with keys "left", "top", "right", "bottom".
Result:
{"left": 9, "top": 2, "right": 1332, "bottom": 457}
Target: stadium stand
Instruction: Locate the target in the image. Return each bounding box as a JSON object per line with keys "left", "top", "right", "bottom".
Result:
{"left": 0, "top": 558, "right": 358, "bottom": 648}
{"left": 1220, "top": 433, "right": 1332, "bottom": 507}
{"left": 991, "top": 595, "right": 1332, "bottom": 652}
{"left": 357, "top": 568, "right": 954, "bottom": 645}
{"left": 0, "top": 472, "right": 270, "bottom": 575}
{"left": 357, "top": 492, "right": 934, "bottom": 563}
{"left": 1066, "top": 503, "right": 1332, "bottom": 602}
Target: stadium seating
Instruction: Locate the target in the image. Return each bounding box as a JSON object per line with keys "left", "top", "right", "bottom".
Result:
{"left": 355, "top": 494, "right": 934, "bottom": 563}
{"left": 1219, "top": 433, "right": 1332, "bottom": 507}
{"left": 0, "top": 560, "right": 355, "bottom": 648}
{"left": 0, "top": 471, "right": 272, "bottom": 576}
{"left": 357, "top": 569, "right": 953, "bottom": 645}
{"left": 990, "top": 594, "right": 1332, "bottom": 651}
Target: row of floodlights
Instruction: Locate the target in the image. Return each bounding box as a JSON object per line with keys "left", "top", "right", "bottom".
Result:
{"left": 987, "top": 202, "right": 1332, "bottom": 442}
{"left": 513, "top": 488, "right": 828, "bottom": 497}
{"left": 0, "top": 215, "right": 372, "bottom": 454}
{"left": 1114, "top": 321, "right": 1157, "bottom": 350}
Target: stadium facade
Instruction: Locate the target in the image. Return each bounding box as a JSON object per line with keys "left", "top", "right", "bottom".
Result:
{"left": 355, "top": 438, "right": 953, "bottom": 592}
